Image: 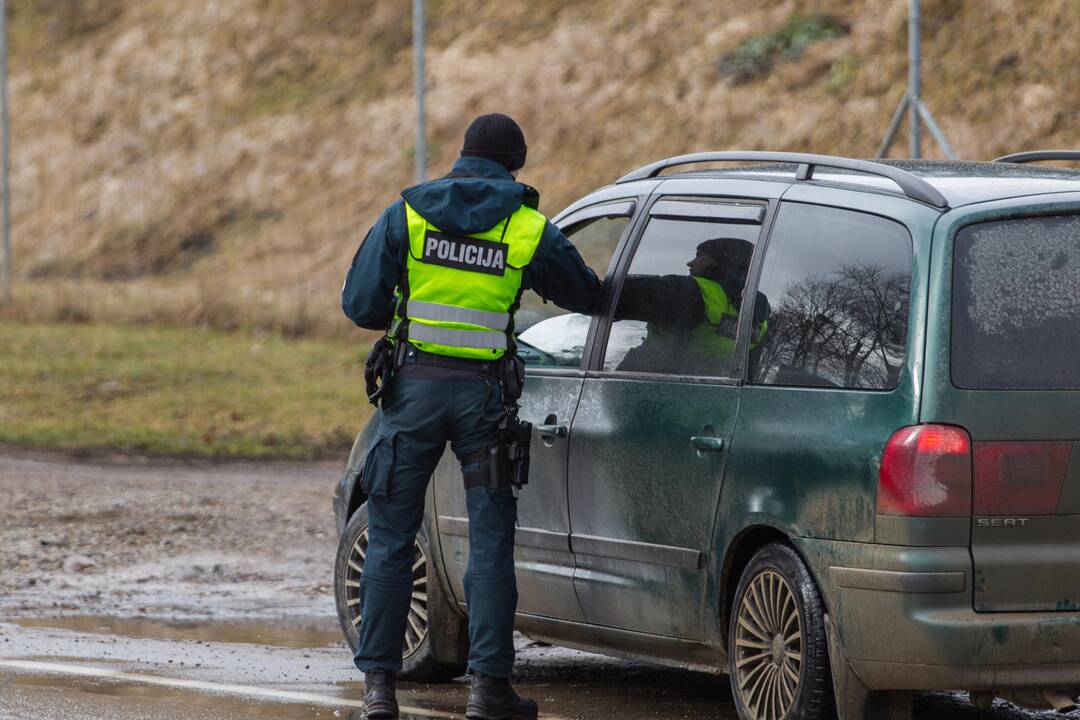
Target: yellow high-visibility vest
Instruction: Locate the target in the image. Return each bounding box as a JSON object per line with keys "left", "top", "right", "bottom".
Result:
{"left": 394, "top": 201, "right": 545, "bottom": 359}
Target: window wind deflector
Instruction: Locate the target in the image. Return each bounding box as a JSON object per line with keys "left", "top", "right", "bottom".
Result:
{"left": 560, "top": 200, "right": 635, "bottom": 226}
{"left": 993, "top": 150, "right": 1080, "bottom": 164}
{"left": 648, "top": 201, "right": 765, "bottom": 224}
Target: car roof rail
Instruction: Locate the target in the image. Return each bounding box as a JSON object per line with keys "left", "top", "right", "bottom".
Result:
{"left": 993, "top": 150, "right": 1080, "bottom": 164}
{"left": 616, "top": 151, "right": 949, "bottom": 208}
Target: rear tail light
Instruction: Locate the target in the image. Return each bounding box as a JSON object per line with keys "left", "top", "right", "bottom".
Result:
{"left": 878, "top": 424, "right": 972, "bottom": 516}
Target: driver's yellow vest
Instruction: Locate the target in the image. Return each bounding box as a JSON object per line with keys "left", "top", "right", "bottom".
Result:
{"left": 393, "top": 201, "right": 545, "bottom": 360}
{"left": 687, "top": 277, "right": 767, "bottom": 365}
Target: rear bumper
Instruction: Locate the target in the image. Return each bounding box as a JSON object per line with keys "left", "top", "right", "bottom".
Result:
{"left": 795, "top": 538, "right": 1080, "bottom": 691}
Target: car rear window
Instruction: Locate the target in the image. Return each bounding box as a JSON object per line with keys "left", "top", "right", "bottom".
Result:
{"left": 952, "top": 215, "right": 1080, "bottom": 390}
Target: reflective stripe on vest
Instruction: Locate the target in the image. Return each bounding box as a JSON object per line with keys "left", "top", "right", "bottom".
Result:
{"left": 408, "top": 324, "right": 508, "bottom": 351}
{"left": 398, "top": 201, "right": 546, "bottom": 360}
{"left": 406, "top": 299, "right": 510, "bottom": 330}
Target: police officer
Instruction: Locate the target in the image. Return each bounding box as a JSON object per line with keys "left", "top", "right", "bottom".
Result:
{"left": 341, "top": 113, "right": 601, "bottom": 720}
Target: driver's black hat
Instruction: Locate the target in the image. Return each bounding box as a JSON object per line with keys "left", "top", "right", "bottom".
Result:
{"left": 696, "top": 237, "right": 754, "bottom": 269}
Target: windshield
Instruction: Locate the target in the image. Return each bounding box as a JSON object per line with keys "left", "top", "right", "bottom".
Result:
{"left": 517, "top": 314, "right": 592, "bottom": 367}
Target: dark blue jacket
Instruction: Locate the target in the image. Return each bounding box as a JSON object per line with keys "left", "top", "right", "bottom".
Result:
{"left": 342, "top": 156, "right": 602, "bottom": 330}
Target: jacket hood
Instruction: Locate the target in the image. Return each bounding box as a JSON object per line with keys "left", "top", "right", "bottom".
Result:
{"left": 401, "top": 156, "right": 527, "bottom": 236}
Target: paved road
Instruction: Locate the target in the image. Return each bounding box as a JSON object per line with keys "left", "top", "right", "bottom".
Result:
{"left": 0, "top": 617, "right": 1067, "bottom": 720}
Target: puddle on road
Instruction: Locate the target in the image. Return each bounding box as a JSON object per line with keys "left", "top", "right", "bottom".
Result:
{"left": 5, "top": 673, "right": 445, "bottom": 719}
{"left": 13, "top": 615, "right": 344, "bottom": 649}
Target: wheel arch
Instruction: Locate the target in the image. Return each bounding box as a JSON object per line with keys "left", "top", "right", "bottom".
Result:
{"left": 720, "top": 523, "right": 833, "bottom": 645}
{"left": 333, "top": 460, "right": 368, "bottom": 537}
{"left": 721, "top": 525, "right": 788, "bottom": 643}
{"left": 345, "top": 471, "right": 368, "bottom": 526}
{"left": 334, "top": 417, "right": 382, "bottom": 536}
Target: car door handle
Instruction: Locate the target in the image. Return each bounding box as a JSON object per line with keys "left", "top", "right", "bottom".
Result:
{"left": 536, "top": 424, "right": 568, "bottom": 439}
{"left": 689, "top": 435, "right": 725, "bottom": 452}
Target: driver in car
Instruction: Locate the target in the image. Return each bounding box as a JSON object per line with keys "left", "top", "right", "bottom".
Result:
{"left": 615, "top": 237, "right": 769, "bottom": 375}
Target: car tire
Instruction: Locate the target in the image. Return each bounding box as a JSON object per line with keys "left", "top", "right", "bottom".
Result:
{"left": 728, "top": 543, "right": 834, "bottom": 720}
{"left": 334, "top": 502, "right": 467, "bottom": 682}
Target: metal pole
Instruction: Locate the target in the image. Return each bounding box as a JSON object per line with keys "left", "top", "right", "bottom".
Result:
{"left": 0, "top": 0, "right": 11, "bottom": 303}
{"left": 877, "top": 0, "right": 954, "bottom": 159}
{"left": 916, "top": 100, "right": 957, "bottom": 160}
{"left": 908, "top": 0, "right": 921, "bottom": 159}
{"left": 413, "top": 0, "right": 426, "bottom": 184}
{"left": 876, "top": 94, "right": 909, "bottom": 159}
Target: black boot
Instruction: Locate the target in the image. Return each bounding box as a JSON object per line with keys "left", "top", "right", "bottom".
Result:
{"left": 363, "top": 669, "right": 399, "bottom": 719}
{"left": 466, "top": 672, "right": 538, "bottom": 720}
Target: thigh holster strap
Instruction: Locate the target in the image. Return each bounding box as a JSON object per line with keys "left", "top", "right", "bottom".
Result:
{"left": 461, "top": 448, "right": 492, "bottom": 490}
{"left": 461, "top": 446, "right": 515, "bottom": 491}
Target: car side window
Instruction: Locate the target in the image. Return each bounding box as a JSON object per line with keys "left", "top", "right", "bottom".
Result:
{"left": 516, "top": 205, "right": 632, "bottom": 367}
{"left": 602, "top": 203, "right": 766, "bottom": 377}
{"left": 748, "top": 202, "right": 913, "bottom": 390}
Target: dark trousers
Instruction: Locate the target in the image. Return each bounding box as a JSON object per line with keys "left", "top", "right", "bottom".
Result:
{"left": 353, "top": 370, "right": 518, "bottom": 678}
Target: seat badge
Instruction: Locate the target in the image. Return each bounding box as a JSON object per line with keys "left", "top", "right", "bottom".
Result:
{"left": 421, "top": 230, "right": 506, "bottom": 276}
{"left": 976, "top": 517, "right": 1030, "bottom": 527}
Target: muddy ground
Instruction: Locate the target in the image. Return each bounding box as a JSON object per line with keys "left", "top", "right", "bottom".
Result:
{"left": 0, "top": 452, "right": 339, "bottom": 620}
{"left": 0, "top": 453, "right": 1067, "bottom": 719}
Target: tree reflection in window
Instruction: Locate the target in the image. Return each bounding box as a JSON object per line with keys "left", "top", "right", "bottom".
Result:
{"left": 750, "top": 204, "right": 912, "bottom": 390}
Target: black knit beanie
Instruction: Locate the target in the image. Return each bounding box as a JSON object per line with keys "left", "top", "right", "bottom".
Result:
{"left": 460, "top": 113, "right": 528, "bottom": 171}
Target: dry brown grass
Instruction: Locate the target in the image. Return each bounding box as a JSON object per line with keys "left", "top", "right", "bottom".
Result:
{"left": 3, "top": 0, "right": 1079, "bottom": 338}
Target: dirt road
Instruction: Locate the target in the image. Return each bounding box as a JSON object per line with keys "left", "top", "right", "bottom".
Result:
{"left": 0, "top": 452, "right": 339, "bottom": 620}
{"left": 0, "top": 454, "right": 1063, "bottom": 719}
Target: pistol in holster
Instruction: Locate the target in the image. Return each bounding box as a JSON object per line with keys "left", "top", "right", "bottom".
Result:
{"left": 486, "top": 353, "right": 531, "bottom": 489}
{"left": 488, "top": 410, "right": 532, "bottom": 490}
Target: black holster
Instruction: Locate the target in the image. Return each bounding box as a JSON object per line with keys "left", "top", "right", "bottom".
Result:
{"left": 498, "top": 353, "right": 525, "bottom": 402}
{"left": 489, "top": 411, "right": 531, "bottom": 490}
{"left": 462, "top": 354, "right": 532, "bottom": 491}
{"left": 494, "top": 353, "right": 531, "bottom": 488}
{"left": 363, "top": 336, "right": 395, "bottom": 406}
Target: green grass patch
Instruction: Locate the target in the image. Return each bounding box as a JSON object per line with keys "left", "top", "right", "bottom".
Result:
{"left": 0, "top": 322, "right": 372, "bottom": 459}
{"left": 828, "top": 53, "right": 862, "bottom": 92}
{"left": 9, "top": 0, "right": 124, "bottom": 58}
{"left": 238, "top": 73, "right": 328, "bottom": 122}
{"left": 718, "top": 13, "right": 849, "bottom": 84}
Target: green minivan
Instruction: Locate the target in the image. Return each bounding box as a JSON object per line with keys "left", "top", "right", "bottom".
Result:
{"left": 333, "top": 151, "right": 1080, "bottom": 720}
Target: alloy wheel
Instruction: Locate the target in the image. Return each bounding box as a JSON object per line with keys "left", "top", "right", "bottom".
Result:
{"left": 734, "top": 569, "right": 803, "bottom": 720}
{"left": 343, "top": 528, "right": 430, "bottom": 658}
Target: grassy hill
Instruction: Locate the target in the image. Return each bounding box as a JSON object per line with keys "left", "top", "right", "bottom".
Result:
{"left": 3, "top": 0, "right": 1079, "bottom": 338}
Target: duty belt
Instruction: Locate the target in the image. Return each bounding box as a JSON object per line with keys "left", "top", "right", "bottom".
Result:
{"left": 400, "top": 345, "right": 498, "bottom": 377}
